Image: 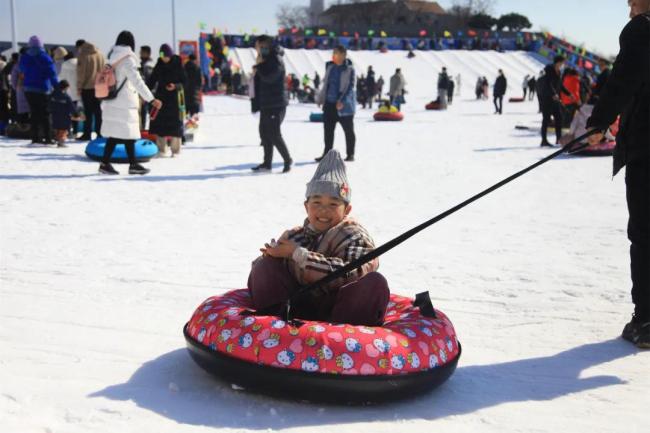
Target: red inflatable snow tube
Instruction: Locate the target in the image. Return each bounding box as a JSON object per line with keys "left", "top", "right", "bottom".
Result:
{"left": 509, "top": 97, "right": 525, "bottom": 103}
{"left": 373, "top": 111, "right": 404, "bottom": 121}
{"left": 425, "top": 101, "right": 444, "bottom": 110}
{"left": 184, "top": 289, "right": 461, "bottom": 402}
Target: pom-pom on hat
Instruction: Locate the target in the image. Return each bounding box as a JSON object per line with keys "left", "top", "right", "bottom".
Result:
{"left": 305, "top": 149, "right": 351, "bottom": 203}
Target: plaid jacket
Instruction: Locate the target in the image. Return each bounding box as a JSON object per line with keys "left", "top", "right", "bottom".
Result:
{"left": 286, "top": 217, "right": 378, "bottom": 290}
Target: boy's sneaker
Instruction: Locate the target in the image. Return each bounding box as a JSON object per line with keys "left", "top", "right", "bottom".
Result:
{"left": 251, "top": 163, "right": 271, "bottom": 172}
{"left": 344, "top": 155, "right": 355, "bottom": 162}
{"left": 99, "top": 163, "right": 119, "bottom": 175}
{"left": 315, "top": 155, "right": 324, "bottom": 162}
{"left": 128, "top": 163, "right": 150, "bottom": 175}
{"left": 540, "top": 141, "right": 554, "bottom": 148}
{"left": 622, "top": 315, "right": 650, "bottom": 349}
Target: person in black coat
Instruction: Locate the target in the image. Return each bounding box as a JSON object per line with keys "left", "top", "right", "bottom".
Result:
{"left": 493, "top": 70, "right": 507, "bottom": 114}
{"left": 183, "top": 54, "right": 202, "bottom": 116}
{"left": 538, "top": 56, "right": 570, "bottom": 146}
{"left": 148, "top": 44, "right": 187, "bottom": 156}
{"left": 586, "top": 5, "right": 650, "bottom": 348}
{"left": 365, "top": 66, "right": 375, "bottom": 109}
{"left": 250, "top": 35, "right": 292, "bottom": 173}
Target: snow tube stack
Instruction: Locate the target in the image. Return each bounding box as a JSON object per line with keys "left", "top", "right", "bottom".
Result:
{"left": 184, "top": 289, "right": 461, "bottom": 403}
{"left": 85, "top": 137, "right": 158, "bottom": 163}
{"left": 5, "top": 123, "right": 31, "bottom": 139}
{"left": 309, "top": 112, "right": 324, "bottom": 123}
{"left": 509, "top": 97, "right": 525, "bottom": 103}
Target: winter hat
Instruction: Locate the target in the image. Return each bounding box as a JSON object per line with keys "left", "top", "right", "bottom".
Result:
{"left": 28, "top": 35, "right": 42, "bottom": 48}
{"left": 305, "top": 149, "right": 351, "bottom": 203}
{"left": 159, "top": 43, "right": 173, "bottom": 58}
{"left": 53, "top": 46, "right": 68, "bottom": 61}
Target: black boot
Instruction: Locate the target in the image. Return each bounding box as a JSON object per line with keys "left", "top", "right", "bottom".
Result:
{"left": 251, "top": 163, "right": 271, "bottom": 172}
{"left": 622, "top": 315, "right": 650, "bottom": 349}
{"left": 99, "top": 163, "right": 119, "bottom": 175}
{"left": 128, "top": 163, "right": 150, "bottom": 175}
{"left": 282, "top": 159, "right": 293, "bottom": 173}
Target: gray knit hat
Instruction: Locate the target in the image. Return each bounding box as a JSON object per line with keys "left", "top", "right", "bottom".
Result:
{"left": 306, "top": 149, "right": 351, "bottom": 203}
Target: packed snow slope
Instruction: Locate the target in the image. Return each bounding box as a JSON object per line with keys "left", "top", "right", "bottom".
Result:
{"left": 1, "top": 55, "right": 648, "bottom": 433}
{"left": 233, "top": 48, "right": 546, "bottom": 96}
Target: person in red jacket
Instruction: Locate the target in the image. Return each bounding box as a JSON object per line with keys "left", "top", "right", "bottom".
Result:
{"left": 560, "top": 68, "right": 581, "bottom": 127}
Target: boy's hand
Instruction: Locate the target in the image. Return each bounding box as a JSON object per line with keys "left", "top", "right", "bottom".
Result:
{"left": 260, "top": 238, "right": 298, "bottom": 258}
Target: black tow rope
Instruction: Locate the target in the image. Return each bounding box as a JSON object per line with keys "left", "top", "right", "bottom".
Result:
{"left": 283, "top": 129, "right": 600, "bottom": 322}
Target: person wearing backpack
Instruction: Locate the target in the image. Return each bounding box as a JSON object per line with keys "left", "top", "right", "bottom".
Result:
{"left": 19, "top": 35, "right": 59, "bottom": 144}
{"left": 98, "top": 31, "right": 162, "bottom": 175}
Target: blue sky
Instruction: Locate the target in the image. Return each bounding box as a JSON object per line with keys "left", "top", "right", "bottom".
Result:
{"left": 1, "top": 0, "right": 629, "bottom": 57}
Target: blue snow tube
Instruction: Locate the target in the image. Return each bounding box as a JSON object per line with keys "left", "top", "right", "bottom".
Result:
{"left": 309, "top": 112, "right": 324, "bottom": 122}
{"left": 85, "top": 137, "right": 158, "bottom": 163}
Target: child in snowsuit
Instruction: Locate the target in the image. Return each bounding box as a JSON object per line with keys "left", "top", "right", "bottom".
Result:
{"left": 48, "top": 80, "right": 76, "bottom": 147}
{"left": 248, "top": 149, "right": 390, "bottom": 326}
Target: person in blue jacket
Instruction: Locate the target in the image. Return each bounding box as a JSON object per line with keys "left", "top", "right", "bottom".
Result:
{"left": 19, "top": 35, "right": 58, "bottom": 144}
{"left": 315, "top": 45, "right": 356, "bottom": 162}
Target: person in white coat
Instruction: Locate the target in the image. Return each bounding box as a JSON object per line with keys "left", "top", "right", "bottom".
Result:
{"left": 99, "top": 31, "right": 162, "bottom": 175}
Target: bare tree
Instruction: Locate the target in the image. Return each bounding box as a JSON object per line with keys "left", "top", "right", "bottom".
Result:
{"left": 276, "top": 3, "right": 309, "bottom": 28}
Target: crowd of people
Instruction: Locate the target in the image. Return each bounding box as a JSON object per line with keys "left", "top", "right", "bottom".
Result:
{"left": 0, "top": 32, "right": 204, "bottom": 174}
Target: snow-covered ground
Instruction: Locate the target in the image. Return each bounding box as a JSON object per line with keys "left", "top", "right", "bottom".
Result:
{"left": 1, "top": 50, "right": 648, "bottom": 433}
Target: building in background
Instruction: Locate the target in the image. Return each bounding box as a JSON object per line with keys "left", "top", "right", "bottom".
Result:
{"left": 317, "top": 0, "right": 456, "bottom": 37}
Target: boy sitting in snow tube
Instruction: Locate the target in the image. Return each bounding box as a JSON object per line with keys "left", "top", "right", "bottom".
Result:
{"left": 248, "top": 150, "right": 390, "bottom": 326}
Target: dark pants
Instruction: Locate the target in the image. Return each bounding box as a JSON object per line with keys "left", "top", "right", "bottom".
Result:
{"left": 24, "top": 91, "right": 51, "bottom": 142}
{"left": 102, "top": 137, "right": 136, "bottom": 165}
{"left": 259, "top": 107, "right": 291, "bottom": 166}
{"left": 81, "top": 89, "right": 102, "bottom": 138}
{"left": 247, "top": 256, "right": 390, "bottom": 326}
{"left": 562, "top": 103, "right": 579, "bottom": 128}
{"left": 541, "top": 103, "right": 563, "bottom": 143}
{"left": 323, "top": 102, "right": 355, "bottom": 157}
{"left": 0, "top": 89, "right": 9, "bottom": 122}
{"left": 493, "top": 95, "right": 504, "bottom": 114}
{"left": 140, "top": 101, "right": 149, "bottom": 131}
{"left": 523, "top": 88, "right": 528, "bottom": 99}
{"left": 626, "top": 160, "right": 650, "bottom": 320}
